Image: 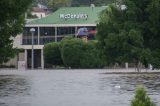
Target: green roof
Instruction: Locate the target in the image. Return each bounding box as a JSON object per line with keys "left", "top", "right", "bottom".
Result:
{"left": 27, "top": 7, "right": 106, "bottom": 25}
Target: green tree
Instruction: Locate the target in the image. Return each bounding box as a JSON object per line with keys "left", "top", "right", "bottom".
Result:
{"left": 71, "top": 0, "right": 113, "bottom": 6}
{"left": 61, "top": 37, "right": 104, "bottom": 68}
{"left": 44, "top": 42, "right": 63, "bottom": 67}
{"left": 131, "top": 86, "right": 156, "bottom": 106}
{"left": 97, "top": 0, "right": 154, "bottom": 70}
{"left": 61, "top": 38, "right": 84, "bottom": 68}
{"left": 146, "top": 0, "right": 160, "bottom": 69}
{"left": 33, "top": 0, "right": 114, "bottom": 9}
{"left": 47, "top": 0, "right": 71, "bottom": 10}
{"left": 0, "top": 0, "right": 32, "bottom": 64}
{"left": 79, "top": 40, "right": 105, "bottom": 68}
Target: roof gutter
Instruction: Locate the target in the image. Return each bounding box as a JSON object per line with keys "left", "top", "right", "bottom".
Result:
{"left": 25, "top": 24, "right": 97, "bottom": 27}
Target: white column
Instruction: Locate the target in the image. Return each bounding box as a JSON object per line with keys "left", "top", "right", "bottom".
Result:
{"left": 25, "top": 49, "right": 28, "bottom": 69}
{"left": 125, "top": 62, "right": 128, "bottom": 69}
{"left": 16, "top": 53, "right": 19, "bottom": 68}
{"left": 75, "top": 26, "right": 78, "bottom": 34}
{"left": 41, "top": 49, "right": 44, "bottom": 69}
{"left": 38, "top": 27, "right": 40, "bottom": 45}
{"left": 149, "top": 64, "right": 152, "bottom": 70}
{"left": 55, "top": 26, "right": 57, "bottom": 42}
{"left": 75, "top": 26, "right": 78, "bottom": 37}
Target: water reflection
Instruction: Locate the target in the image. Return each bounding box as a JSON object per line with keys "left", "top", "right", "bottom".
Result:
{"left": 0, "top": 75, "right": 30, "bottom": 96}
{"left": 0, "top": 71, "right": 160, "bottom": 106}
{"left": 0, "top": 75, "right": 31, "bottom": 106}
{"left": 117, "top": 74, "right": 160, "bottom": 94}
{"left": 99, "top": 74, "right": 160, "bottom": 105}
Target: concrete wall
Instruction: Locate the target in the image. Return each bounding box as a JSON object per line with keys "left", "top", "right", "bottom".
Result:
{"left": 3, "top": 56, "right": 17, "bottom": 67}
{"left": 19, "top": 52, "right": 25, "bottom": 61}
{"left": 2, "top": 52, "right": 25, "bottom": 68}
{"left": 12, "top": 34, "right": 22, "bottom": 48}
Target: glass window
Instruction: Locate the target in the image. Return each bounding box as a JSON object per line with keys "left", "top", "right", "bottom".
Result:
{"left": 57, "top": 27, "right": 75, "bottom": 35}
{"left": 23, "top": 27, "right": 38, "bottom": 36}
{"left": 40, "top": 27, "right": 55, "bottom": 36}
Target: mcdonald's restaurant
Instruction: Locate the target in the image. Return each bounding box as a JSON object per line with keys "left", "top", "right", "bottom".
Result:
{"left": 10, "top": 6, "right": 106, "bottom": 69}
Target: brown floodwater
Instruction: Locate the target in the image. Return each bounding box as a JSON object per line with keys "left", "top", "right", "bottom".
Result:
{"left": 0, "top": 70, "right": 160, "bottom": 106}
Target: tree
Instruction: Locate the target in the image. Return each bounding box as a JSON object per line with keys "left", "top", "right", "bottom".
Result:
{"left": 97, "top": 0, "right": 155, "bottom": 70}
{"left": 61, "top": 38, "right": 84, "bottom": 68}
{"left": 47, "top": 0, "right": 71, "bottom": 10}
{"left": 33, "top": 0, "right": 114, "bottom": 10}
{"left": 79, "top": 40, "right": 105, "bottom": 68}
{"left": 0, "top": 0, "right": 32, "bottom": 64}
{"left": 146, "top": 0, "right": 160, "bottom": 69}
{"left": 71, "top": 0, "right": 114, "bottom": 6}
{"left": 60, "top": 37, "right": 104, "bottom": 68}
{"left": 44, "top": 42, "right": 63, "bottom": 67}
{"left": 131, "top": 86, "right": 156, "bottom": 106}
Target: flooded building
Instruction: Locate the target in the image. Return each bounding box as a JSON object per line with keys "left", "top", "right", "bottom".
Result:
{"left": 13, "top": 6, "right": 106, "bottom": 69}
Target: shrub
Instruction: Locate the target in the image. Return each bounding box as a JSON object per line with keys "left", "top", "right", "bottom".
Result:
{"left": 43, "top": 42, "right": 63, "bottom": 67}
{"left": 60, "top": 38, "right": 84, "bottom": 68}
{"left": 131, "top": 86, "right": 156, "bottom": 106}
{"left": 61, "top": 37, "right": 104, "bottom": 68}
{"left": 79, "top": 41, "right": 105, "bottom": 68}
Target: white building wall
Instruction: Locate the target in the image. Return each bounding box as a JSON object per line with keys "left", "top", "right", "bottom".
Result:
{"left": 3, "top": 56, "right": 17, "bottom": 67}
{"left": 2, "top": 34, "right": 23, "bottom": 67}
{"left": 13, "top": 34, "right": 22, "bottom": 48}
{"left": 31, "top": 12, "right": 46, "bottom": 18}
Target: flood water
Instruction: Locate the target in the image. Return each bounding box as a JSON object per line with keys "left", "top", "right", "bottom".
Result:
{"left": 0, "top": 70, "right": 160, "bottom": 106}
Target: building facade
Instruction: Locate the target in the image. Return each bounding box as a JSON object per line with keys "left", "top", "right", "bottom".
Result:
{"left": 17, "top": 6, "right": 106, "bottom": 69}
{"left": 31, "top": 7, "right": 48, "bottom": 18}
